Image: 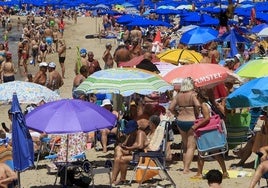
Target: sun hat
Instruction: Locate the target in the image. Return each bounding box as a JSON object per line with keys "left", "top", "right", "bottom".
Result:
{"left": 122, "top": 120, "right": 138, "bottom": 134}
{"left": 101, "top": 99, "right": 113, "bottom": 107}
{"left": 48, "top": 62, "right": 56, "bottom": 68}
{"left": 39, "top": 62, "right": 48, "bottom": 67}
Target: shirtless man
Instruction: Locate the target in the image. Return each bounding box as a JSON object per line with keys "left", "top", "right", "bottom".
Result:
{"left": 0, "top": 52, "right": 16, "bottom": 83}
{"left": 0, "top": 163, "right": 17, "bottom": 188}
{"left": 130, "top": 26, "right": 142, "bottom": 43}
{"left": 44, "top": 25, "right": 53, "bottom": 53}
{"left": 74, "top": 48, "right": 88, "bottom": 75}
{"left": 33, "top": 62, "right": 48, "bottom": 86}
{"left": 129, "top": 38, "right": 142, "bottom": 58}
{"left": 87, "top": 51, "right": 101, "bottom": 75}
{"left": 102, "top": 43, "right": 113, "bottom": 69}
{"left": 58, "top": 39, "right": 66, "bottom": 78}
{"left": 52, "top": 28, "right": 59, "bottom": 52}
{"left": 47, "top": 62, "right": 64, "bottom": 94}
{"left": 113, "top": 43, "right": 131, "bottom": 67}
{"left": 72, "top": 65, "right": 89, "bottom": 99}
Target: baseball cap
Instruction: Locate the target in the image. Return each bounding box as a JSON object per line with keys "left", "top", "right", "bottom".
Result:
{"left": 39, "top": 62, "right": 48, "bottom": 67}
{"left": 48, "top": 62, "right": 56, "bottom": 68}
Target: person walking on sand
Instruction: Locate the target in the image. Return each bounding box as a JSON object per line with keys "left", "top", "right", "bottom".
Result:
{"left": 58, "top": 39, "right": 66, "bottom": 78}
{"left": 47, "top": 62, "right": 64, "bottom": 95}
{"left": 102, "top": 43, "right": 114, "bottom": 69}
{"left": 0, "top": 51, "right": 16, "bottom": 83}
{"left": 33, "top": 62, "right": 48, "bottom": 86}
{"left": 168, "top": 77, "right": 201, "bottom": 174}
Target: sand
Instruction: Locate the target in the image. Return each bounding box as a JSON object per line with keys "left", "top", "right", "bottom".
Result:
{"left": 0, "top": 16, "right": 263, "bottom": 188}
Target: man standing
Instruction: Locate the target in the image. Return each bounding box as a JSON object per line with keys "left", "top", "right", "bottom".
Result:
{"left": 87, "top": 51, "right": 101, "bottom": 75}
{"left": 58, "top": 39, "right": 66, "bottom": 78}
{"left": 33, "top": 62, "right": 48, "bottom": 86}
{"left": 47, "top": 62, "right": 64, "bottom": 94}
{"left": 102, "top": 43, "right": 114, "bottom": 69}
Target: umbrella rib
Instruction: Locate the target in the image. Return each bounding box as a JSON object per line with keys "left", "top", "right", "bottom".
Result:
{"left": 177, "top": 49, "right": 184, "bottom": 63}
{"left": 189, "top": 51, "right": 200, "bottom": 63}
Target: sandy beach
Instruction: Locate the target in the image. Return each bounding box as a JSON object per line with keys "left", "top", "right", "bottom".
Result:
{"left": 0, "top": 16, "right": 263, "bottom": 188}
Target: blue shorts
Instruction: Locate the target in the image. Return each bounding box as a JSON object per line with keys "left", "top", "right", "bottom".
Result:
{"left": 176, "top": 120, "right": 194, "bottom": 132}
{"left": 46, "top": 37, "right": 53, "bottom": 45}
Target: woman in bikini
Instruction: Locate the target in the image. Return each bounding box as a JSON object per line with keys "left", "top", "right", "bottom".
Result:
{"left": 39, "top": 37, "right": 48, "bottom": 62}
{"left": 0, "top": 43, "right": 6, "bottom": 66}
{"left": 169, "top": 77, "right": 200, "bottom": 174}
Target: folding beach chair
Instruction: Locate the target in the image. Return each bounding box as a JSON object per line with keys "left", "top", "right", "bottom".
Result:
{"left": 129, "top": 121, "right": 176, "bottom": 188}
{"left": 195, "top": 120, "right": 228, "bottom": 158}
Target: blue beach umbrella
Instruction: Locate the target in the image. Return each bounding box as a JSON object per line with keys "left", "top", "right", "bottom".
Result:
{"left": 11, "top": 93, "right": 34, "bottom": 186}
{"left": 226, "top": 77, "right": 268, "bottom": 109}
{"left": 251, "top": 23, "right": 268, "bottom": 33}
{"left": 180, "top": 27, "right": 219, "bottom": 45}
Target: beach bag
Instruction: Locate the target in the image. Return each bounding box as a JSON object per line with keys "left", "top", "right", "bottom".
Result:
{"left": 194, "top": 113, "right": 222, "bottom": 138}
{"left": 135, "top": 157, "right": 159, "bottom": 183}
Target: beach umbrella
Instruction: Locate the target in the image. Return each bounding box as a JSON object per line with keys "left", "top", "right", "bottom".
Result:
{"left": 251, "top": 23, "right": 268, "bottom": 33}
{"left": 257, "top": 27, "right": 268, "bottom": 37}
{"left": 25, "top": 99, "right": 117, "bottom": 186}
{"left": 163, "top": 64, "right": 233, "bottom": 87}
{"left": 153, "top": 62, "right": 178, "bottom": 77}
{"left": 177, "top": 25, "right": 199, "bottom": 34}
{"left": 0, "top": 81, "right": 60, "bottom": 104}
{"left": 156, "top": 49, "right": 202, "bottom": 65}
{"left": 220, "top": 29, "right": 250, "bottom": 43}
{"left": 180, "top": 27, "right": 219, "bottom": 45}
{"left": 11, "top": 93, "right": 34, "bottom": 187}
{"left": 235, "top": 58, "right": 268, "bottom": 78}
{"left": 226, "top": 77, "right": 268, "bottom": 109}
{"left": 74, "top": 68, "right": 173, "bottom": 97}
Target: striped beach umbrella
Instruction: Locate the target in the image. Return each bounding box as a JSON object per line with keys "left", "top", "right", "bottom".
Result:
{"left": 75, "top": 68, "right": 173, "bottom": 97}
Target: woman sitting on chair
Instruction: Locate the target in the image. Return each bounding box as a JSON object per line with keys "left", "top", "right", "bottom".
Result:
{"left": 111, "top": 115, "right": 165, "bottom": 185}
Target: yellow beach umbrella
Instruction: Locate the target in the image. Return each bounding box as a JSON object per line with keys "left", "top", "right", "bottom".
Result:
{"left": 156, "top": 49, "right": 202, "bottom": 65}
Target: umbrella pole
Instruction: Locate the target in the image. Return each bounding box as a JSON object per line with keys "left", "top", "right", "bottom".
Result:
{"left": 64, "top": 134, "right": 69, "bottom": 187}
{"left": 17, "top": 171, "right": 21, "bottom": 188}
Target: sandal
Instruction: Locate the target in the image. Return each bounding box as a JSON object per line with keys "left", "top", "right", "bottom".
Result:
{"left": 190, "top": 174, "right": 203, "bottom": 180}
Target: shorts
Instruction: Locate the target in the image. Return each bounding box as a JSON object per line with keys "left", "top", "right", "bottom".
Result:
{"left": 46, "top": 37, "right": 53, "bottom": 45}
{"left": 3, "top": 75, "right": 15, "bottom": 83}
{"left": 59, "top": 56, "right": 65, "bottom": 63}
{"left": 32, "top": 48, "right": 38, "bottom": 57}
{"left": 176, "top": 120, "right": 194, "bottom": 132}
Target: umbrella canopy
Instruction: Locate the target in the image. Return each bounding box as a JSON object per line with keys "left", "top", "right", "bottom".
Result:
{"left": 180, "top": 27, "right": 219, "bottom": 45}
{"left": 236, "top": 58, "right": 268, "bottom": 78}
{"left": 0, "top": 81, "right": 60, "bottom": 104}
{"left": 163, "top": 64, "right": 232, "bottom": 87}
{"left": 11, "top": 93, "right": 34, "bottom": 172}
{"left": 226, "top": 77, "right": 268, "bottom": 109}
{"left": 220, "top": 29, "right": 250, "bottom": 43}
{"left": 154, "top": 62, "right": 178, "bottom": 77}
{"left": 258, "top": 27, "right": 268, "bottom": 37}
{"left": 156, "top": 49, "right": 202, "bottom": 65}
{"left": 25, "top": 99, "right": 117, "bottom": 134}
{"left": 251, "top": 23, "right": 268, "bottom": 33}
{"left": 75, "top": 68, "right": 173, "bottom": 97}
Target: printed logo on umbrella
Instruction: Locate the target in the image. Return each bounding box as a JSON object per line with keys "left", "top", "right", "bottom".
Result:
{"left": 195, "top": 73, "right": 223, "bottom": 86}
